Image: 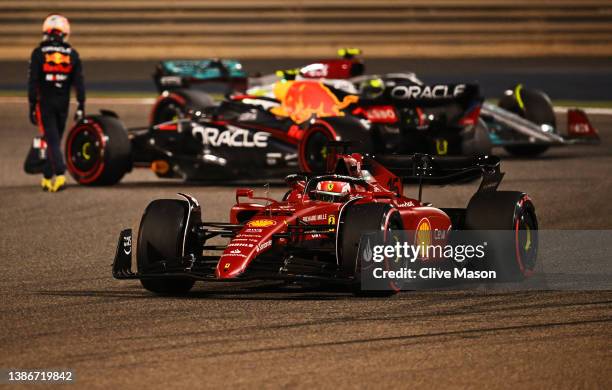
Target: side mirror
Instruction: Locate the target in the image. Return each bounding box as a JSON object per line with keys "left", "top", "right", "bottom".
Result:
{"left": 235, "top": 188, "right": 254, "bottom": 203}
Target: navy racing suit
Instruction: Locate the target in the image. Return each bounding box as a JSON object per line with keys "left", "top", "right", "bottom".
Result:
{"left": 28, "top": 39, "right": 85, "bottom": 179}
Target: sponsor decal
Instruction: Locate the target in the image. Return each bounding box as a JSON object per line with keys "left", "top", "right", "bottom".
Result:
{"left": 41, "top": 46, "right": 71, "bottom": 54}
{"left": 270, "top": 81, "right": 359, "bottom": 124}
{"left": 244, "top": 228, "right": 263, "bottom": 233}
{"left": 43, "top": 63, "right": 72, "bottom": 74}
{"left": 123, "top": 235, "right": 131, "bottom": 255}
{"left": 327, "top": 215, "right": 336, "bottom": 232}
{"left": 415, "top": 218, "right": 432, "bottom": 259}
{"left": 192, "top": 125, "right": 269, "bottom": 148}
{"left": 221, "top": 253, "right": 247, "bottom": 258}
{"left": 365, "top": 106, "right": 398, "bottom": 123}
{"left": 247, "top": 219, "right": 276, "bottom": 228}
{"left": 45, "top": 52, "right": 70, "bottom": 65}
{"left": 224, "top": 262, "right": 231, "bottom": 271}
{"left": 257, "top": 240, "right": 272, "bottom": 252}
{"left": 228, "top": 243, "right": 254, "bottom": 248}
{"left": 397, "top": 201, "right": 415, "bottom": 208}
{"left": 45, "top": 74, "right": 67, "bottom": 82}
{"left": 303, "top": 214, "right": 328, "bottom": 222}
{"left": 391, "top": 84, "right": 466, "bottom": 100}
{"left": 569, "top": 123, "right": 591, "bottom": 134}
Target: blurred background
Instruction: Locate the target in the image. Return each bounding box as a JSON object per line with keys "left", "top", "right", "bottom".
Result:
{"left": 1, "top": 0, "right": 611, "bottom": 100}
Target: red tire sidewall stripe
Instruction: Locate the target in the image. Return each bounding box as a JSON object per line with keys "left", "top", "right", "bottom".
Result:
{"left": 66, "top": 121, "right": 106, "bottom": 184}
{"left": 514, "top": 195, "right": 535, "bottom": 278}
{"left": 298, "top": 120, "right": 338, "bottom": 172}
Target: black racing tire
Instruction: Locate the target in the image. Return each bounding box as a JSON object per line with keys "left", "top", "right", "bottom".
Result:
{"left": 137, "top": 199, "right": 198, "bottom": 295}
{"left": 499, "top": 86, "right": 555, "bottom": 157}
{"left": 298, "top": 122, "right": 337, "bottom": 173}
{"left": 339, "top": 202, "right": 404, "bottom": 296}
{"left": 150, "top": 89, "right": 215, "bottom": 125}
{"left": 465, "top": 191, "right": 538, "bottom": 281}
{"left": 461, "top": 118, "right": 492, "bottom": 156}
{"left": 298, "top": 117, "right": 373, "bottom": 173}
{"left": 65, "top": 115, "right": 131, "bottom": 186}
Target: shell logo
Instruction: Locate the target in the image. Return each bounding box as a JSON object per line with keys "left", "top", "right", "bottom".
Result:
{"left": 247, "top": 219, "right": 276, "bottom": 228}
{"left": 415, "top": 218, "right": 432, "bottom": 259}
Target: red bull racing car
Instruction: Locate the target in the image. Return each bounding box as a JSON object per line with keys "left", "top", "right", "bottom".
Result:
{"left": 112, "top": 151, "right": 538, "bottom": 295}
{"left": 149, "top": 49, "right": 599, "bottom": 160}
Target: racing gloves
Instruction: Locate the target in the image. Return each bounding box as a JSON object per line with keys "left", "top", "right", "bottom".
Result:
{"left": 74, "top": 103, "right": 85, "bottom": 122}
{"left": 29, "top": 102, "right": 37, "bottom": 126}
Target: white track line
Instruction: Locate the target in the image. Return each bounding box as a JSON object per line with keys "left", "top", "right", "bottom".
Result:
{"left": 0, "top": 96, "right": 156, "bottom": 105}
{"left": 554, "top": 106, "right": 612, "bottom": 116}
{"left": 1, "top": 96, "right": 612, "bottom": 115}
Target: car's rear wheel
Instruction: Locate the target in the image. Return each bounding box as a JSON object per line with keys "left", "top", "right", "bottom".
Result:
{"left": 500, "top": 86, "right": 556, "bottom": 157}
{"left": 298, "top": 122, "right": 337, "bottom": 173}
{"left": 150, "top": 89, "right": 215, "bottom": 125}
{"left": 339, "top": 203, "right": 404, "bottom": 296}
{"left": 65, "top": 115, "right": 131, "bottom": 185}
{"left": 137, "top": 199, "right": 201, "bottom": 295}
{"left": 465, "top": 191, "right": 538, "bottom": 281}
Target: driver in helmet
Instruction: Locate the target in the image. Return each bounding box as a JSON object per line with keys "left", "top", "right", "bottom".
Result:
{"left": 28, "top": 14, "right": 85, "bottom": 192}
{"left": 314, "top": 181, "right": 351, "bottom": 202}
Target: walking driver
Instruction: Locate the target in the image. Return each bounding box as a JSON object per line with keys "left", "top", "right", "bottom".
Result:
{"left": 28, "top": 14, "right": 85, "bottom": 192}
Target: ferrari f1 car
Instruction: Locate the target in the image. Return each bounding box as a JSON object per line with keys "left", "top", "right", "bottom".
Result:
{"left": 112, "top": 151, "right": 538, "bottom": 295}
{"left": 149, "top": 49, "right": 599, "bottom": 159}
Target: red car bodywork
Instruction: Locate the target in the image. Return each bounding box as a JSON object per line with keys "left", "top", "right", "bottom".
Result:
{"left": 216, "top": 153, "right": 451, "bottom": 279}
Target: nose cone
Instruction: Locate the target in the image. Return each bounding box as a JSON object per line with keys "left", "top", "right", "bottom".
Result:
{"left": 215, "top": 217, "right": 283, "bottom": 279}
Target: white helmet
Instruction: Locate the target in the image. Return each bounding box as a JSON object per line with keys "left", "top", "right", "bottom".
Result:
{"left": 42, "top": 14, "right": 70, "bottom": 38}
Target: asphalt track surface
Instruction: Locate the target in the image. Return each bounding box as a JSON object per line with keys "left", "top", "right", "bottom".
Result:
{"left": 0, "top": 101, "right": 611, "bottom": 388}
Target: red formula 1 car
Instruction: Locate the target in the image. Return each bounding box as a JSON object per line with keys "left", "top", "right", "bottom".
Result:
{"left": 112, "top": 151, "right": 538, "bottom": 296}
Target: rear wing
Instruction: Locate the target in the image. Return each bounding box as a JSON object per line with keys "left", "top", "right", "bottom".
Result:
{"left": 153, "top": 59, "right": 248, "bottom": 93}
{"left": 366, "top": 154, "right": 504, "bottom": 199}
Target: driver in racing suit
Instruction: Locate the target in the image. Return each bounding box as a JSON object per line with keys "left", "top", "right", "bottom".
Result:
{"left": 28, "top": 14, "right": 85, "bottom": 192}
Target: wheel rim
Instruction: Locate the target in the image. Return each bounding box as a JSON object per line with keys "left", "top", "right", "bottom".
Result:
{"left": 303, "top": 129, "right": 333, "bottom": 172}
{"left": 156, "top": 100, "right": 183, "bottom": 124}
{"left": 66, "top": 123, "right": 105, "bottom": 183}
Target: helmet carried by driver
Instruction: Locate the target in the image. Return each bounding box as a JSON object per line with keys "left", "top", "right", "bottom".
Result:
{"left": 314, "top": 181, "right": 351, "bottom": 202}
{"left": 42, "top": 14, "right": 70, "bottom": 42}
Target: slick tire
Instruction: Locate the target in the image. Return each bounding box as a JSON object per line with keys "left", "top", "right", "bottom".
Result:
{"left": 65, "top": 115, "right": 131, "bottom": 186}
{"left": 137, "top": 199, "right": 197, "bottom": 295}
{"left": 339, "top": 203, "right": 404, "bottom": 296}
{"left": 299, "top": 117, "right": 373, "bottom": 173}
{"left": 500, "top": 87, "right": 555, "bottom": 157}
{"left": 150, "top": 89, "right": 215, "bottom": 125}
{"left": 464, "top": 191, "right": 538, "bottom": 281}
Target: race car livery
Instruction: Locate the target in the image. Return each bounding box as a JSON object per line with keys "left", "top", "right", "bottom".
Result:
{"left": 112, "top": 151, "right": 538, "bottom": 295}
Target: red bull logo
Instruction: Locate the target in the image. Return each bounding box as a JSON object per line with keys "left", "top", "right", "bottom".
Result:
{"left": 45, "top": 52, "right": 71, "bottom": 65}
{"left": 43, "top": 52, "right": 72, "bottom": 74}
{"left": 271, "top": 81, "right": 359, "bottom": 124}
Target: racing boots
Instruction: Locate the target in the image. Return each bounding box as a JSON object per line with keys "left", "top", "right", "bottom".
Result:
{"left": 51, "top": 175, "right": 66, "bottom": 192}
{"left": 41, "top": 175, "right": 66, "bottom": 192}
{"left": 41, "top": 177, "right": 53, "bottom": 192}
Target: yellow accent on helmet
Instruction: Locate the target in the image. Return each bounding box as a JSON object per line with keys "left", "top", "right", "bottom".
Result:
{"left": 338, "top": 48, "right": 362, "bottom": 58}
{"left": 369, "top": 79, "right": 383, "bottom": 88}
